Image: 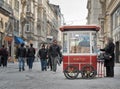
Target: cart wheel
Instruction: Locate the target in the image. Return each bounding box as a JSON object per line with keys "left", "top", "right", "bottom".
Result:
{"left": 64, "top": 65, "right": 79, "bottom": 79}
{"left": 81, "top": 64, "right": 96, "bottom": 79}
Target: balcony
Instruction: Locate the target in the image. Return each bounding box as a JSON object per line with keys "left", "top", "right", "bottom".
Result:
{"left": 0, "top": 0, "right": 13, "bottom": 15}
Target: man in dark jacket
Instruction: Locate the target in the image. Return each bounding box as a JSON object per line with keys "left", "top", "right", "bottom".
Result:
{"left": 25, "top": 45, "right": 29, "bottom": 66}
{"left": 49, "top": 40, "right": 62, "bottom": 72}
{"left": 27, "top": 44, "right": 35, "bottom": 70}
{"left": 100, "top": 37, "right": 115, "bottom": 77}
{"left": 0, "top": 45, "right": 8, "bottom": 67}
{"left": 38, "top": 44, "right": 48, "bottom": 71}
{"left": 16, "top": 43, "right": 26, "bottom": 71}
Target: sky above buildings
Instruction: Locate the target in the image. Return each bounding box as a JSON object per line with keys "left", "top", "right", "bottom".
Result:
{"left": 49, "top": 0, "right": 88, "bottom": 25}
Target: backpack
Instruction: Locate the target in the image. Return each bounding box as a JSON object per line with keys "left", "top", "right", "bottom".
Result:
{"left": 28, "top": 47, "right": 35, "bottom": 57}
{"left": 18, "top": 47, "right": 26, "bottom": 57}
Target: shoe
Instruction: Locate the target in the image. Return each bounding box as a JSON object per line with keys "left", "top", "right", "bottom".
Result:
{"left": 45, "top": 68, "right": 47, "bottom": 71}
{"left": 22, "top": 68, "right": 25, "bottom": 71}
{"left": 19, "top": 69, "right": 21, "bottom": 72}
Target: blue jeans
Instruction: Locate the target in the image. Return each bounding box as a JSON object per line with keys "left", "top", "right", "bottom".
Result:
{"left": 40, "top": 59, "right": 47, "bottom": 71}
{"left": 28, "top": 57, "right": 34, "bottom": 69}
{"left": 18, "top": 57, "right": 25, "bottom": 70}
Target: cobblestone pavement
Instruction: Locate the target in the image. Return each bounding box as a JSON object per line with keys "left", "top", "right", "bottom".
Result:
{"left": 0, "top": 62, "right": 120, "bottom": 89}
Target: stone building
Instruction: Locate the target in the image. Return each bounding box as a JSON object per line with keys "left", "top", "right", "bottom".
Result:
{"left": 0, "top": 0, "right": 13, "bottom": 47}
{"left": 0, "top": 0, "right": 62, "bottom": 61}
{"left": 19, "top": 0, "right": 62, "bottom": 49}
{"left": 87, "top": 0, "right": 120, "bottom": 62}
{"left": 87, "top": 0, "right": 102, "bottom": 25}
{"left": 99, "top": 0, "right": 120, "bottom": 62}
{"left": 87, "top": 0, "right": 103, "bottom": 48}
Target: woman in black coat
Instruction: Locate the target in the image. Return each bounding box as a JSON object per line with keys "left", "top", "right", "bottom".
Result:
{"left": 100, "top": 37, "right": 115, "bottom": 77}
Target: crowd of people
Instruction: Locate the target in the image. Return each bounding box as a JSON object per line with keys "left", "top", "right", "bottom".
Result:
{"left": 38, "top": 39, "right": 62, "bottom": 72}
{"left": 0, "top": 37, "right": 116, "bottom": 78}
{"left": 0, "top": 39, "right": 62, "bottom": 73}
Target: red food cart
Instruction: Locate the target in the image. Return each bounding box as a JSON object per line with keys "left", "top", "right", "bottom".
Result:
{"left": 59, "top": 25, "right": 101, "bottom": 79}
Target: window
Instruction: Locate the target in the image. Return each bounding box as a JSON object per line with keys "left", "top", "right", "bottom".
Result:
{"left": 91, "top": 33, "right": 97, "bottom": 53}
{"left": 69, "top": 32, "right": 90, "bottom": 53}
{"left": 26, "top": 2, "right": 30, "bottom": 12}
{"left": 63, "top": 33, "right": 67, "bottom": 53}
{"left": 9, "top": 0, "right": 12, "bottom": 6}
{"left": 14, "top": 0, "right": 19, "bottom": 11}
{"left": 112, "top": 6, "right": 120, "bottom": 30}
{"left": 0, "top": 18, "right": 3, "bottom": 29}
{"left": 25, "top": 22, "right": 30, "bottom": 32}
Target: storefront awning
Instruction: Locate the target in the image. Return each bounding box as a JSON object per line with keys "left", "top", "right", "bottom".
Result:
{"left": 4, "top": 36, "right": 13, "bottom": 42}
{"left": 14, "top": 36, "right": 24, "bottom": 44}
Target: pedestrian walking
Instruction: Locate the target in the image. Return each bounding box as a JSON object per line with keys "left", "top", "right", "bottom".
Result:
{"left": 16, "top": 43, "right": 26, "bottom": 71}
{"left": 46, "top": 44, "right": 52, "bottom": 71}
{"left": 38, "top": 44, "right": 48, "bottom": 71}
{"left": 0, "top": 45, "right": 8, "bottom": 67}
{"left": 100, "top": 37, "right": 115, "bottom": 77}
{"left": 25, "top": 45, "right": 29, "bottom": 66}
{"left": 49, "top": 40, "right": 62, "bottom": 72}
{"left": 27, "top": 44, "right": 35, "bottom": 70}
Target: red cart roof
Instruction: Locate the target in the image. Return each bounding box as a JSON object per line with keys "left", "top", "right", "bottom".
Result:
{"left": 59, "top": 25, "right": 100, "bottom": 32}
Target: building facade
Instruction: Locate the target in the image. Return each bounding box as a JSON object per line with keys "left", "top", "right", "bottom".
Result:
{"left": 0, "top": 0, "right": 62, "bottom": 61}
{"left": 87, "top": 0, "right": 103, "bottom": 48}
{"left": 0, "top": 0, "right": 13, "bottom": 47}
{"left": 20, "top": 0, "right": 62, "bottom": 49}
{"left": 87, "top": 0, "right": 120, "bottom": 62}
{"left": 87, "top": 0, "right": 102, "bottom": 25}
{"left": 99, "top": 0, "right": 120, "bottom": 62}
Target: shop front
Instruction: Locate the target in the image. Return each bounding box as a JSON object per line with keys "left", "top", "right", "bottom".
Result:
{"left": 112, "top": 6, "right": 120, "bottom": 63}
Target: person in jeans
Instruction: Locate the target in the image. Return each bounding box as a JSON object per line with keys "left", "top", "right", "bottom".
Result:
{"left": 49, "top": 40, "right": 62, "bottom": 72}
{"left": 27, "top": 44, "right": 35, "bottom": 70}
{"left": 16, "top": 43, "right": 26, "bottom": 71}
{"left": 38, "top": 44, "right": 48, "bottom": 71}
{"left": 25, "top": 45, "right": 29, "bottom": 66}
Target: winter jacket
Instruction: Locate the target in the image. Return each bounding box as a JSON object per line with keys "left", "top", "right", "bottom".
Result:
{"left": 49, "top": 44, "right": 61, "bottom": 57}
{"left": 17, "top": 47, "right": 26, "bottom": 57}
{"left": 38, "top": 48, "right": 48, "bottom": 59}
{"left": 100, "top": 42, "right": 115, "bottom": 67}
{"left": 27, "top": 47, "right": 35, "bottom": 57}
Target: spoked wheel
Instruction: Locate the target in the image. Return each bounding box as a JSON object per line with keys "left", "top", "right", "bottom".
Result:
{"left": 81, "top": 64, "right": 96, "bottom": 79}
{"left": 64, "top": 65, "right": 79, "bottom": 79}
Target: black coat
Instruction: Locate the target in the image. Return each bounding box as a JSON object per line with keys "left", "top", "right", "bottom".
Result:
{"left": 38, "top": 48, "right": 48, "bottom": 59}
{"left": 100, "top": 42, "right": 115, "bottom": 67}
{"left": 17, "top": 47, "right": 26, "bottom": 57}
{"left": 27, "top": 47, "right": 35, "bottom": 57}
{"left": 49, "top": 44, "right": 61, "bottom": 57}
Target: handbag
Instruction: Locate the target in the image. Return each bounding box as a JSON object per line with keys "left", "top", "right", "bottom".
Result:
{"left": 103, "top": 53, "right": 111, "bottom": 60}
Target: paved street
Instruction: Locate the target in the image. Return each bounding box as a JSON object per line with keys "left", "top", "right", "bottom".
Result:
{"left": 0, "top": 62, "right": 120, "bottom": 89}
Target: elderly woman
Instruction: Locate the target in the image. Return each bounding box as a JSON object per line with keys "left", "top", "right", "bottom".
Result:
{"left": 100, "top": 37, "right": 115, "bottom": 77}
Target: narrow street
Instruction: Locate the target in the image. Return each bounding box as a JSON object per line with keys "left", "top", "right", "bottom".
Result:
{"left": 0, "top": 62, "right": 120, "bottom": 89}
